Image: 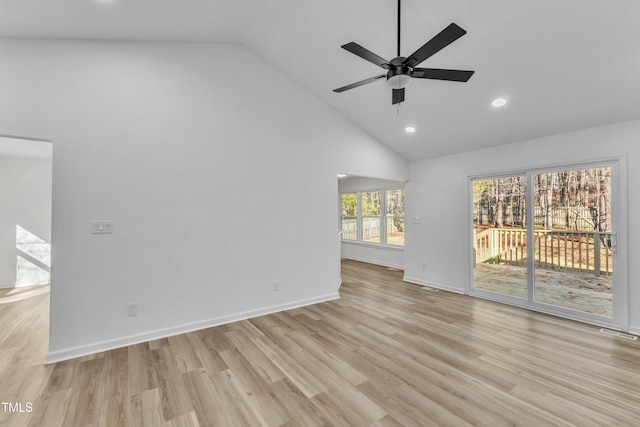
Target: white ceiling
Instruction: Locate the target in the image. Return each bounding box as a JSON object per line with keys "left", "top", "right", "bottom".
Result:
{"left": 2, "top": 0, "right": 639, "bottom": 160}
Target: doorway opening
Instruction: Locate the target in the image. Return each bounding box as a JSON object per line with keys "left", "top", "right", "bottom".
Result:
{"left": 0, "top": 135, "right": 52, "bottom": 290}
{"left": 338, "top": 174, "right": 406, "bottom": 271}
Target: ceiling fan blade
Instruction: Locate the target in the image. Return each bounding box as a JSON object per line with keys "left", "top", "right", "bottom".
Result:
{"left": 412, "top": 68, "right": 474, "bottom": 82}
{"left": 333, "top": 74, "right": 386, "bottom": 93}
{"left": 392, "top": 88, "right": 405, "bottom": 105}
{"left": 403, "top": 23, "right": 467, "bottom": 68}
{"left": 341, "top": 42, "right": 391, "bottom": 69}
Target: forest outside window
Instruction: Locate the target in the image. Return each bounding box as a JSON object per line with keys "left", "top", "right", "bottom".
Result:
{"left": 340, "top": 188, "right": 404, "bottom": 247}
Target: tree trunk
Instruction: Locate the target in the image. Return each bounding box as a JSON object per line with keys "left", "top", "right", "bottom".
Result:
{"left": 545, "top": 174, "right": 553, "bottom": 230}
{"left": 559, "top": 171, "right": 570, "bottom": 227}
{"left": 495, "top": 178, "right": 505, "bottom": 228}
{"left": 519, "top": 176, "right": 526, "bottom": 228}
{"left": 598, "top": 168, "right": 612, "bottom": 233}
{"left": 578, "top": 170, "right": 588, "bottom": 208}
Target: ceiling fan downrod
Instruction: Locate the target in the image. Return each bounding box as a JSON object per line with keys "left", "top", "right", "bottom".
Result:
{"left": 397, "top": 0, "right": 401, "bottom": 57}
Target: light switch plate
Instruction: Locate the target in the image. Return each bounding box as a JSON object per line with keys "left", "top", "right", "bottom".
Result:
{"left": 127, "top": 303, "right": 138, "bottom": 317}
{"left": 91, "top": 221, "right": 113, "bottom": 234}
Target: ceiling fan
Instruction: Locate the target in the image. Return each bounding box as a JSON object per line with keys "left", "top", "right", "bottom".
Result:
{"left": 333, "top": 0, "right": 474, "bottom": 105}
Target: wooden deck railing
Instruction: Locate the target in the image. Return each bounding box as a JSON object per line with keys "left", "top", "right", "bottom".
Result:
{"left": 475, "top": 228, "right": 612, "bottom": 277}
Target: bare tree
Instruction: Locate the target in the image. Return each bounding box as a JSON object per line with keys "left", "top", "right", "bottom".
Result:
{"left": 495, "top": 178, "right": 505, "bottom": 228}
{"left": 518, "top": 176, "right": 526, "bottom": 227}
{"left": 559, "top": 171, "right": 570, "bottom": 227}
{"left": 577, "top": 169, "right": 588, "bottom": 208}
{"left": 598, "top": 168, "right": 612, "bottom": 233}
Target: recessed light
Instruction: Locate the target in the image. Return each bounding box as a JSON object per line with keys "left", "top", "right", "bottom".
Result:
{"left": 405, "top": 126, "right": 416, "bottom": 133}
{"left": 492, "top": 98, "right": 507, "bottom": 107}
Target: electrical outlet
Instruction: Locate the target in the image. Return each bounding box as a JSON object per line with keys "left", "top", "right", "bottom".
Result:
{"left": 273, "top": 282, "right": 281, "bottom": 292}
{"left": 127, "top": 303, "right": 138, "bottom": 317}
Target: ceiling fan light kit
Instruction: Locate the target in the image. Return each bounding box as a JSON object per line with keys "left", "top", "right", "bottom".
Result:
{"left": 334, "top": 0, "right": 474, "bottom": 105}
{"left": 387, "top": 64, "right": 412, "bottom": 89}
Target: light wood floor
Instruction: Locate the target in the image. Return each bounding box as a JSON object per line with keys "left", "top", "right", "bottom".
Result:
{"left": 1, "top": 260, "right": 639, "bottom": 426}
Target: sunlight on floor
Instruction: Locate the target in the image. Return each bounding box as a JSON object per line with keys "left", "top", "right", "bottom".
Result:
{"left": 0, "top": 285, "right": 49, "bottom": 304}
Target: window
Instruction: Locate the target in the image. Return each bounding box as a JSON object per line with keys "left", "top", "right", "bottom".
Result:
{"left": 362, "top": 191, "right": 381, "bottom": 243}
{"left": 340, "top": 188, "right": 404, "bottom": 247}
{"left": 386, "top": 189, "right": 405, "bottom": 246}
{"left": 341, "top": 193, "right": 357, "bottom": 241}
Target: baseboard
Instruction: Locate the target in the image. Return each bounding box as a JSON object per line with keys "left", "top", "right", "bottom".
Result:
{"left": 0, "top": 279, "right": 17, "bottom": 288}
{"left": 46, "top": 292, "right": 340, "bottom": 364}
{"left": 628, "top": 325, "right": 640, "bottom": 336}
{"left": 341, "top": 255, "right": 404, "bottom": 270}
{"left": 402, "top": 276, "right": 464, "bottom": 294}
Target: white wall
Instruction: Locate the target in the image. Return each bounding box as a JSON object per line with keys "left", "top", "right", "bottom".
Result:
{"left": 405, "top": 119, "right": 638, "bottom": 333}
{"left": 340, "top": 244, "right": 404, "bottom": 269}
{"left": 0, "top": 155, "right": 52, "bottom": 288}
{"left": 0, "top": 39, "right": 408, "bottom": 362}
{"left": 339, "top": 177, "right": 405, "bottom": 268}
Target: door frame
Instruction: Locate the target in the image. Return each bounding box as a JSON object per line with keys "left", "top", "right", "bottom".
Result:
{"left": 467, "top": 157, "right": 629, "bottom": 331}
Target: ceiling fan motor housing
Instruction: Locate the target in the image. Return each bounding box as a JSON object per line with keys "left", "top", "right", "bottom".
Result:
{"left": 386, "top": 58, "right": 412, "bottom": 89}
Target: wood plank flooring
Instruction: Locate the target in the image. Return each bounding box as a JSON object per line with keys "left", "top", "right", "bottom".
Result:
{"left": 1, "top": 259, "right": 639, "bottom": 426}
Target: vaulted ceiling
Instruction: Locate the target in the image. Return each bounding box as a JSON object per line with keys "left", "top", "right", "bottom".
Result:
{"left": 2, "top": 0, "right": 639, "bottom": 160}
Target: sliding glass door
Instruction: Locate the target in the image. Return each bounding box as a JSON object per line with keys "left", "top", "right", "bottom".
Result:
{"left": 471, "top": 163, "right": 617, "bottom": 325}
{"left": 532, "top": 167, "right": 614, "bottom": 317}
{"left": 472, "top": 175, "right": 528, "bottom": 299}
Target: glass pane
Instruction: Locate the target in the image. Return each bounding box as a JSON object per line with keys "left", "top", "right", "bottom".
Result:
{"left": 361, "top": 191, "right": 381, "bottom": 243}
{"left": 532, "top": 168, "right": 613, "bottom": 317}
{"left": 386, "top": 189, "right": 404, "bottom": 216}
{"left": 386, "top": 189, "right": 404, "bottom": 246}
{"left": 362, "top": 191, "right": 381, "bottom": 216}
{"left": 341, "top": 193, "right": 357, "bottom": 216}
{"left": 472, "top": 176, "right": 527, "bottom": 298}
{"left": 362, "top": 217, "right": 381, "bottom": 243}
{"left": 341, "top": 193, "right": 358, "bottom": 241}
{"left": 387, "top": 217, "right": 404, "bottom": 246}
{"left": 341, "top": 217, "right": 357, "bottom": 240}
